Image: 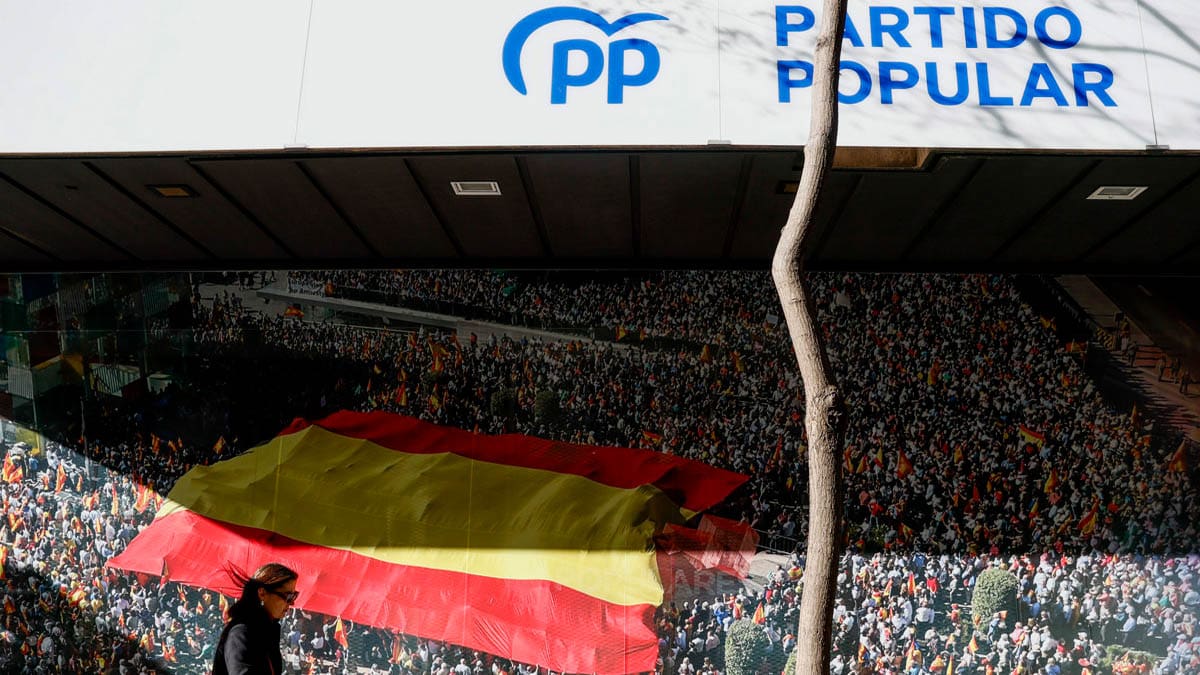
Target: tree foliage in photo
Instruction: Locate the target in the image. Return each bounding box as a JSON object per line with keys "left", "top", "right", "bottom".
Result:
{"left": 971, "top": 568, "right": 1019, "bottom": 625}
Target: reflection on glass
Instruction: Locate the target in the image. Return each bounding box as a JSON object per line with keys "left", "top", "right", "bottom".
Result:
{"left": 0, "top": 270, "right": 1196, "bottom": 674}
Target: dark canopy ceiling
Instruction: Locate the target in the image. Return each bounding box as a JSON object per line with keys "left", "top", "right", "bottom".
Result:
{"left": 0, "top": 149, "right": 1197, "bottom": 273}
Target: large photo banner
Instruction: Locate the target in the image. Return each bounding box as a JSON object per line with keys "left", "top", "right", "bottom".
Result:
{"left": 1, "top": 1, "right": 1198, "bottom": 151}
{"left": 1, "top": 269, "right": 1198, "bottom": 674}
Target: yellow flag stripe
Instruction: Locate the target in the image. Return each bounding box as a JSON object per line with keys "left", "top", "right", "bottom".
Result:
{"left": 159, "top": 425, "right": 681, "bottom": 606}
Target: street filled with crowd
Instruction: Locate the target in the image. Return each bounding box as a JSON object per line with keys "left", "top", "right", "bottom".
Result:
{"left": 1, "top": 269, "right": 1197, "bottom": 673}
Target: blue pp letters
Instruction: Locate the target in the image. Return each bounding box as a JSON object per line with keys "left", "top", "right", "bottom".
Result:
{"left": 505, "top": 7, "right": 668, "bottom": 104}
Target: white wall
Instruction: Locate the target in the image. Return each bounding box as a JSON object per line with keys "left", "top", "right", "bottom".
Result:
{"left": 0, "top": 0, "right": 1195, "bottom": 152}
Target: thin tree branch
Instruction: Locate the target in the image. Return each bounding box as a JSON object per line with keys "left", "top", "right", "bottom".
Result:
{"left": 770, "top": 0, "right": 849, "bottom": 673}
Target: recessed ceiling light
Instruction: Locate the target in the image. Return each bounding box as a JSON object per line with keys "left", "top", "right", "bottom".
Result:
{"left": 832, "top": 146, "right": 931, "bottom": 170}
{"left": 451, "top": 181, "right": 502, "bottom": 197}
{"left": 1086, "top": 186, "right": 1147, "bottom": 201}
{"left": 148, "top": 184, "right": 197, "bottom": 198}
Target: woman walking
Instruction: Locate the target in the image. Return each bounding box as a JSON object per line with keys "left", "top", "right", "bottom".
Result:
{"left": 213, "top": 563, "right": 300, "bottom": 675}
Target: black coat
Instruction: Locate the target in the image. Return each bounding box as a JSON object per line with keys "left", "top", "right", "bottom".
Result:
{"left": 213, "top": 611, "right": 284, "bottom": 675}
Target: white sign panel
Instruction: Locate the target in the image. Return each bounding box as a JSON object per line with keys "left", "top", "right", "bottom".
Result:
{"left": 296, "top": 0, "right": 720, "bottom": 147}
{"left": 0, "top": 0, "right": 1196, "bottom": 151}
{"left": 1137, "top": 2, "right": 1200, "bottom": 149}
{"left": 719, "top": 0, "right": 1156, "bottom": 148}
{"left": 0, "top": 1, "right": 310, "bottom": 153}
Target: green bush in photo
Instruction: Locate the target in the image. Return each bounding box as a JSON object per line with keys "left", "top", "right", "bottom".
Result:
{"left": 489, "top": 388, "right": 518, "bottom": 419}
{"left": 725, "top": 620, "right": 770, "bottom": 675}
{"left": 971, "top": 567, "right": 1019, "bottom": 626}
{"left": 534, "top": 389, "right": 562, "bottom": 425}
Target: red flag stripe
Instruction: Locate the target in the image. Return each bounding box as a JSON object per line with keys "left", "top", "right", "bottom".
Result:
{"left": 281, "top": 411, "right": 744, "bottom": 513}
{"left": 108, "top": 510, "right": 657, "bottom": 674}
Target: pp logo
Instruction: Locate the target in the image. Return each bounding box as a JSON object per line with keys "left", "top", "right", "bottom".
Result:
{"left": 503, "top": 7, "right": 668, "bottom": 104}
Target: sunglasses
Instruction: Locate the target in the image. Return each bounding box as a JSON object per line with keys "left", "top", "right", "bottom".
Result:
{"left": 267, "top": 589, "right": 299, "bottom": 604}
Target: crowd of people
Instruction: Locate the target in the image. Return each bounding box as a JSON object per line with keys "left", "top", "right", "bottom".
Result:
{"left": 0, "top": 391, "right": 534, "bottom": 673}
{"left": 0, "top": 268, "right": 1197, "bottom": 673}
{"left": 662, "top": 548, "right": 1200, "bottom": 675}
{"left": 2, "top": 430, "right": 217, "bottom": 672}
{"left": 286, "top": 269, "right": 776, "bottom": 348}
{"left": 284, "top": 271, "right": 1199, "bottom": 557}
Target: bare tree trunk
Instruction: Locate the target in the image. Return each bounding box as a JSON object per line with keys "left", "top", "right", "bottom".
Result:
{"left": 770, "top": 0, "right": 848, "bottom": 674}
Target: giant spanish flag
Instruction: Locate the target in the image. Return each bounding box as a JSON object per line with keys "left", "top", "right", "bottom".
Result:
{"left": 109, "top": 411, "right": 746, "bottom": 674}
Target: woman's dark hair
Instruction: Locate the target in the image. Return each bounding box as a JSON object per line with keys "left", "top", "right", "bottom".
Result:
{"left": 224, "top": 562, "right": 299, "bottom": 622}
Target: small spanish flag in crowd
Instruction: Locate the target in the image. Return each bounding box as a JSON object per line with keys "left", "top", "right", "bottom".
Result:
{"left": 333, "top": 617, "right": 349, "bottom": 649}
{"left": 1018, "top": 425, "right": 1045, "bottom": 448}
{"left": 896, "top": 450, "right": 914, "bottom": 479}
{"left": 1167, "top": 440, "right": 1188, "bottom": 473}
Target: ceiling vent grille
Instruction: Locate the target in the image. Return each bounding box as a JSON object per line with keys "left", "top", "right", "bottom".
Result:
{"left": 1086, "top": 186, "right": 1147, "bottom": 201}
{"left": 451, "top": 181, "right": 502, "bottom": 197}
